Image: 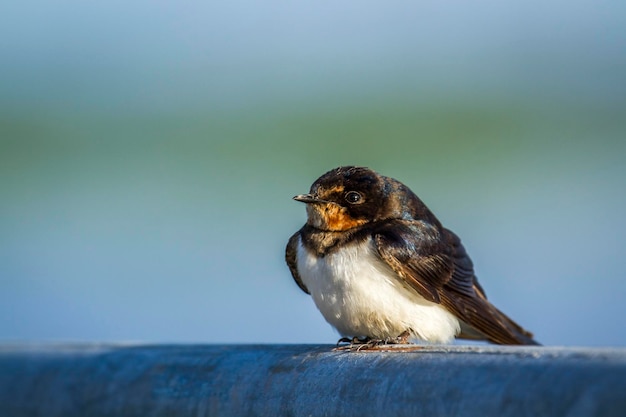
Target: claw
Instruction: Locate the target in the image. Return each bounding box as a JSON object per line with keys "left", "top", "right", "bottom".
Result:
{"left": 336, "top": 336, "right": 370, "bottom": 348}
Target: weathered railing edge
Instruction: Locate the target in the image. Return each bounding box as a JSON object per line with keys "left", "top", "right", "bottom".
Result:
{"left": 1, "top": 342, "right": 625, "bottom": 359}
{"left": 1, "top": 341, "right": 625, "bottom": 351}
{"left": 2, "top": 343, "right": 626, "bottom": 417}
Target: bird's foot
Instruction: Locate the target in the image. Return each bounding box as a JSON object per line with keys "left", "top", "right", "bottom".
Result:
{"left": 334, "top": 337, "right": 380, "bottom": 351}
{"left": 335, "top": 336, "right": 371, "bottom": 350}
{"left": 334, "top": 331, "right": 412, "bottom": 351}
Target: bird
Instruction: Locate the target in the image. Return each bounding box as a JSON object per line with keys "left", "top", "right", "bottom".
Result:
{"left": 285, "top": 166, "right": 538, "bottom": 346}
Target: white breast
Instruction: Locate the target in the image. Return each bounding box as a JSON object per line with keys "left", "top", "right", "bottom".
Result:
{"left": 296, "top": 236, "right": 460, "bottom": 343}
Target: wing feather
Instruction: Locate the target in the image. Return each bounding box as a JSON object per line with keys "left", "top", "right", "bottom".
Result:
{"left": 373, "top": 220, "right": 538, "bottom": 345}
{"left": 285, "top": 231, "right": 310, "bottom": 294}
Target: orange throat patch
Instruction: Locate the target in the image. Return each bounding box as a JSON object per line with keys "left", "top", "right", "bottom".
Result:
{"left": 307, "top": 202, "right": 367, "bottom": 231}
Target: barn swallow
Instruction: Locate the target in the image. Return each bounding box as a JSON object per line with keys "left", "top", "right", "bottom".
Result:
{"left": 285, "top": 166, "right": 538, "bottom": 346}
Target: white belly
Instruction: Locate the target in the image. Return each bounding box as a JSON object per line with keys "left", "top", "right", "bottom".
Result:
{"left": 296, "top": 237, "right": 460, "bottom": 343}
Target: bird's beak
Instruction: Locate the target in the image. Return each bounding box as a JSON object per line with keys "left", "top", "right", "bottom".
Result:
{"left": 293, "top": 193, "right": 325, "bottom": 204}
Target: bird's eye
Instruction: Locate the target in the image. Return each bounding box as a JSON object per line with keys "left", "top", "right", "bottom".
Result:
{"left": 345, "top": 191, "right": 363, "bottom": 204}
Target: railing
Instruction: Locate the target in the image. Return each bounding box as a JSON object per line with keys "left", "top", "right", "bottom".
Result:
{"left": 1, "top": 344, "right": 625, "bottom": 416}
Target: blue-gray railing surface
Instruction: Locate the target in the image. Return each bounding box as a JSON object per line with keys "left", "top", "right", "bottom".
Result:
{"left": 1, "top": 344, "right": 625, "bottom": 416}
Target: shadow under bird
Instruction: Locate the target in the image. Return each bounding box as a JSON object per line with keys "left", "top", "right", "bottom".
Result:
{"left": 286, "top": 166, "right": 538, "bottom": 346}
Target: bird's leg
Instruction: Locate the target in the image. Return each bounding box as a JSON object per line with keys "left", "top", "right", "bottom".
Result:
{"left": 388, "top": 330, "right": 411, "bottom": 345}
{"left": 364, "top": 330, "right": 411, "bottom": 348}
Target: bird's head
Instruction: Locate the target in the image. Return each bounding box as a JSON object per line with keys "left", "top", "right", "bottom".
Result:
{"left": 293, "top": 166, "right": 432, "bottom": 232}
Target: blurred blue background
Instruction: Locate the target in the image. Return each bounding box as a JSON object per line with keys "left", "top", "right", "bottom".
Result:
{"left": 1, "top": 1, "right": 625, "bottom": 346}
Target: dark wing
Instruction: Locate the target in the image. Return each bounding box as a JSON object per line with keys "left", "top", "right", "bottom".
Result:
{"left": 285, "top": 231, "right": 310, "bottom": 294}
{"left": 373, "top": 219, "right": 538, "bottom": 345}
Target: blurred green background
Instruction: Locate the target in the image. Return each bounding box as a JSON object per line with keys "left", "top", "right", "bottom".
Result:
{"left": 1, "top": 1, "right": 625, "bottom": 346}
